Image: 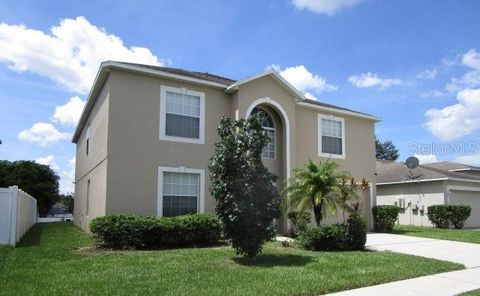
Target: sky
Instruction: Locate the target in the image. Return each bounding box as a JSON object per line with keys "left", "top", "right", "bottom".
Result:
{"left": 1, "top": 0, "right": 480, "bottom": 193}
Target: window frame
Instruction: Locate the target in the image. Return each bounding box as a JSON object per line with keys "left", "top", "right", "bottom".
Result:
{"left": 318, "top": 114, "right": 346, "bottom": 159}
{"left": 159, "top": 85, "right": 205, "bottom": 144}
{"left": 157, "top": 166, "right": 205, "bottom": 217}
{"left": 252, "top": 107, "right": 276, "bottom": 160}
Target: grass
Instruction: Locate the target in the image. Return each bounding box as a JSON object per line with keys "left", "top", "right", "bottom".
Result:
{"left": 462, "top": 289, "right": 480, "bottom": 296}
{"left": 0, "top": 223, "right": 463, "bottom": 296}
{"left": 393, "top": 225, "right": 480, "bottom": 244}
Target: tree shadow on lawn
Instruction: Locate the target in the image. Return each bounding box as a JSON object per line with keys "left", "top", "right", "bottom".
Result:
{"left": 232, "top": 253, "right": 313, "bottom": 267}
{"left": 16, "top": 223, "right": 43, "bottom": 248}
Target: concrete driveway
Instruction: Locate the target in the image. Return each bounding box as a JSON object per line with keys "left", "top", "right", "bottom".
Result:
{"left": 327, "top": 233, "right": 480, "bottom": 295}
{"left": 366, "top": 233, "right": 480, "bottom": 268}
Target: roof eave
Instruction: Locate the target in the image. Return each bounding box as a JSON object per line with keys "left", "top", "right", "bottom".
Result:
{"left": 72, "top": 61, "right": 232, "bottom": 143}
{"left": 297, "top": 101, "right": 382, "bottom": 122}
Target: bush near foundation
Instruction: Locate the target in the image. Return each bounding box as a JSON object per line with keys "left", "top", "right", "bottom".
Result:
{"left": 372, "top": 205, "right": 400, "bottom": 233}
{"left": 298, "top": 215, "right": 367, "bottom": 251}
{"left": 428, "top": 205, "right": 471, "bottom": 229}
{"left": 90, "top": 214, "right": 222, "bottom": 249}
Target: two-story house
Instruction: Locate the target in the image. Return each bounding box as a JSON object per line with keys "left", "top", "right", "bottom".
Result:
{"left": 72, "top": 61, "right": 380, "bottom": 233}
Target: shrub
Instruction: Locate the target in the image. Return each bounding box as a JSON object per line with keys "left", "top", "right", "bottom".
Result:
{"left": 298, "top": 224, "right": 345, "bottom": 251}
{"left": 372, "top": 205, "right": 400, "bottom": 233}
{"left": 298, "top": 215, "right": 367, "bottom": 251}
{"left": 428, "top": 205, "right": 472, "bottom": 229}
{"left": 287, "top": 211, "right": 311, "bottom": 237}
{"left": 448, "top": 205, "right": 471, "bottom": 229}
{"left": 346, "top": 215, "right": 368, "bottom": 250}
{"left": 90, "top": 214, "right": 222, "bottom": 249}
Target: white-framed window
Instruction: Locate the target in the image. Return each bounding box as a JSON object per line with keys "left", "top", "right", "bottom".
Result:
{"left": 157, "top": 166, "right": 205, "bottom": 217}
{"left": 159, "top": 85, "right": 205, "bottom": 144}
{"left": 318, "top": 114, "right": 345, "bottom": 159}
{"left": 252, "top": 107, "right": 276, "bottom": 159}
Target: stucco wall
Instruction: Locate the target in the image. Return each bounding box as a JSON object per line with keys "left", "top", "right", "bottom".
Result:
{"left": 105, "top": 70, "right": 231, "bottom": 216}
{"left": 376, "top": 181, "right": 445, "bottom": 227}
{"left": 73, "top": 79, "right": 110, "bottom": 231}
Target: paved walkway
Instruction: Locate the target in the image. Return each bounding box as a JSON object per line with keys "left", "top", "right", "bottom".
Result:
{"left": 327, "top": 233, "right": 480, "bottom": 295}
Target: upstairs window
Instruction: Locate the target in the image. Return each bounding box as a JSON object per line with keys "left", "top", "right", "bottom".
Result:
{"left": 86, "top": 126, "right": 90, "bottom": 156}
{"left": 160, "top": 86, "right": 205, "bottom": 144}
{"left": 318, "top": 114, "right": 345, "bottom": 159}
{"left": 252, "top": 107, "right": 276, "bottom": 159}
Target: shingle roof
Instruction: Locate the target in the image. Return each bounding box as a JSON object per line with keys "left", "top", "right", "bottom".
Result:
{"left": 303, "top": 98, "right": 378, "bottom": 119}
{"left": 422, "top": 161, "right": 480, "bottom": 171}
{"left": 114, "top": 62, "right": 237, "bottom": 85}
{"left": 376, "top": 159, "right": 480, "bottom": 184}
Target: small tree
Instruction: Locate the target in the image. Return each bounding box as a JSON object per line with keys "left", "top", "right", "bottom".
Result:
{"left": 209, "top": 114, "right": 281, "bottom": 258}
{"left": 283, "top": 160, "right": 345, "bottom": 226}
{"left": 376, "top": 137, "right": 399, "bottom": 161}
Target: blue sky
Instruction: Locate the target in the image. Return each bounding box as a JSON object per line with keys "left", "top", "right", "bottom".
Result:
{"left": 1, "top": 0, "right": 480, "bottom": 193}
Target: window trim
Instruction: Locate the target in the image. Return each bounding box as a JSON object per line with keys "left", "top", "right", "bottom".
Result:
{"left": 318, "top": 114, "right": 346, "bottom": 159}
{"left": 253, "top": 107, "right": 276, "bottom": 160}
{"left": 159, "top": 85, "right": 205, "bottom": 144}
{"left": 157, "top": 166, "right": 205, "bottom": 217}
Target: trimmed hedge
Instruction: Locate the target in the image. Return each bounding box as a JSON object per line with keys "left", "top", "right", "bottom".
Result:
{"left": 428, "top": 205, "right": 472, "bottom": 229}
{"left": 298, "top": 215, "right": 367, "bottom": 251}
{"left": 372, "top": 205, "right": 400, "bottom": 233}
{"left": 90, "top": 214, "right": 222, "bottom": 249}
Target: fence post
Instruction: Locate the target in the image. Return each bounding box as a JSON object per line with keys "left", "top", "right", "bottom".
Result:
{"left": 8, "top": 186, "right": 18, "bottom": 246}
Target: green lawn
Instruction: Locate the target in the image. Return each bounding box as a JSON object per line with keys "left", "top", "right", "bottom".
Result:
{"left": 393, "top": 225, "right": 480, "bottom": 244}
{"left": 0, "top": 223, "right": 463, "bottom": 296}
{"left": 462, "top": 289, "right": 480, "bottom": 296}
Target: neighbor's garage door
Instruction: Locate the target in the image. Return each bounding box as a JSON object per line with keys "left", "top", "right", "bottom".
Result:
{"left": 450, "top": 190, "right": 480, "bottom": 228}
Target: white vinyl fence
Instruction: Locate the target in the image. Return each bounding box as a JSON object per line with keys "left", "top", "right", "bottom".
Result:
{"left": 0, "top": 186, "right": 38, "bottom": 246}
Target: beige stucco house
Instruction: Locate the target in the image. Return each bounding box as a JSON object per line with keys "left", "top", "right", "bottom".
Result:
{"left": 376, "top": 160, "right": 480, "bottom": 228}
{"left": 72, "top": 61, "right": 380, "bottom": 233}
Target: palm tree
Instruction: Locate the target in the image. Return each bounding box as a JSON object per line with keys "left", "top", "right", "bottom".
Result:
{"left": 283, "top": 160, "right": 346, "bottom": 226}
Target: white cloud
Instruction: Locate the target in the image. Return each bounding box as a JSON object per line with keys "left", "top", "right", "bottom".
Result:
{"left": 462, "top": 49, "right": 480, "bottom": 71}
{"left": 35, "top": 155, "right": 59, "bottom": 170}
{"left": 59, "top": 157, "right": 76, "bottom": 194}
{"left": 420, "top": 89, "right": 446, "bottom": 98}
{"left": 455, "top": 152, "right": 480, "bottom": 166}
{"left": 348, "top": 72, "right": 402, "bottom": 90}
{"left": 270, "top": 65, "right": 337, "bottom": 97}
{"left": 417, "top": 69, "right": 437, "bottom": 80}
{"left": 414, "top": 154, "right": 438, "bottom": 164}
{"left": 446, "top": 70, "right": 480, "bottom": 93}
{"left": 445, "top": 49, "right": 480, "bottom": 93}
{"left": 292, "top": 0, "right": 364, "bottom": 16}
{"left": 18, "top": 122, "right": 71, "bottom": 146}
{"left": 0, "top": 16, "right": 164, "bottom": 93}
{"left": 52, "top": 96, "right": 86, "bottom": 125}
{"left": 424, "top": 88, "right": 480, "bottom": 141}
{"left": 304, "top": 92, "right": 319, "bottom": 100}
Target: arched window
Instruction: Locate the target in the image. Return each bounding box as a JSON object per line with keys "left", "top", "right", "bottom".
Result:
{"left": 252, "top": 107, "right": 275, "bottom": 159}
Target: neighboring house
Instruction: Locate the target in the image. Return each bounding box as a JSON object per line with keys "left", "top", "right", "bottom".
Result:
{"left": 376, "top": 160, "right": 480, "bottom": 228}
{"left": 72, "top": 61, "right": 380, "bottom": 233}
{"left": 47, "top": 202, "right": 73, "bottom": 221}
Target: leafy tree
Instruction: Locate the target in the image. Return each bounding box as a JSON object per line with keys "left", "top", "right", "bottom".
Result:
{"left": 0, "top": 160, "right": 59, "bottom": 216}
{"left": 58, "top": 194, "right": 74, "bottom": 213}
{"left": 376, "top": 137, "right": 399, "bottom": 161}
{"left": 209, "top": 114, "right": 281, "bottom": 258}
{"left": 283, "top": 160, "right": 346, "bottom": 226}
